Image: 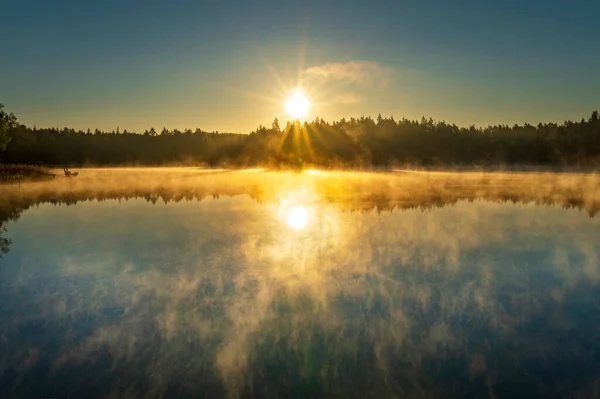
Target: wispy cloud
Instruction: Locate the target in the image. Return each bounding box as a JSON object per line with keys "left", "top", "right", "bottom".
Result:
{"left": 303, "top": 61, "right": 393, "bottom": 88}
{"left": 334, "top": 93, "right": 364, "bottom": 104}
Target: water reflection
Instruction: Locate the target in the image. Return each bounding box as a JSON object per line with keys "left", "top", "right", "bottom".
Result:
{"left": 277, "top": 192, "right": 314, "bottom": 232}
{"left": 286, "top": 205, "right": 309, "bottom": 230}
{"left": 1, "top": 170, "right": 600, "bottom": 398}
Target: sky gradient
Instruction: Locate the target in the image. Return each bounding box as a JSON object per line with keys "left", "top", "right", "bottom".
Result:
{"left": 2, "top": 0, "right": 599, "bottom": 133}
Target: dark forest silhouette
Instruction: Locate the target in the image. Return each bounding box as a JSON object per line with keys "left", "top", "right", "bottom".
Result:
{"left": 2, "top": 104, "right": 600, "bottom": 167}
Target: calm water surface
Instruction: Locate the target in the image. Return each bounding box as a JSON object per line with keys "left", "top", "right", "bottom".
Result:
{"left": 1, "top": 169, "right": 600, "bottom": 398}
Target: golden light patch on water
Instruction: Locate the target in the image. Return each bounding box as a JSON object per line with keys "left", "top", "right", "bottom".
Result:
{"left": 276, "top": 190, "right": 315, "bottom": 231}
{"left": 286, "top": 205, "right": 308, "bottom": 230}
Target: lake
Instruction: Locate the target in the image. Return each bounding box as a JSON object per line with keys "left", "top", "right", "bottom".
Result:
{"left": 1, "top": 169, "right": 600, "bottom": 398}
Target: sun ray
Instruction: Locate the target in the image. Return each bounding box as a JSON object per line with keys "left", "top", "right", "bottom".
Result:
{"left": 296, "top": 11, "right": 311, "bottom": 84}
{"left": 293, "top": 121, "right": 302, "bottom": 159}
{"left": 256, "top": 52, "right": 290, "bottom": 94}
{"left": 301, "top": 122, "right": 317, "bottom": 162}
{"left": 278, "top": 119, "right": 294, "bottom": 154}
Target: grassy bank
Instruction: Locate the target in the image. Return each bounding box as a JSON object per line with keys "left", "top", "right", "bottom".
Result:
{"left": 0, "top": 164, "right": 55, "bottom": 181}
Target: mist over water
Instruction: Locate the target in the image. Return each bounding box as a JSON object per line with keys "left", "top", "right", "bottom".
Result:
{"left": 1, "top": 169, "right": 600, "bottom": 398}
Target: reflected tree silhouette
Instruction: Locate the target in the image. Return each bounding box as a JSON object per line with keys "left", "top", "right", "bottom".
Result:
{"left": 0, "top": 232, "right": 9, "bottom": 258}
{"left": 0, "top": 169, "right": 599, "bottom": 260}
{"left": 0, "top": 204, "right": 21, "bottom": 259}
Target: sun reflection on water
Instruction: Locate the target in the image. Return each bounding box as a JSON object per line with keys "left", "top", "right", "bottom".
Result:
{"left": 276, "top": 190, "right": 316, "bottom": 231}
{"left": 286, "top": 205, "right": 309, "bottom": 230}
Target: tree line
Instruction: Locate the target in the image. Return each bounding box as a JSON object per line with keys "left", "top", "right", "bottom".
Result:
{"left": 1, "top": 104, "right": 600, "bottom": 167}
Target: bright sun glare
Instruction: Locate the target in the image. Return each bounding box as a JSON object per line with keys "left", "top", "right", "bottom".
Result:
{"left": 285, "top": 89, "right": 310, "bottom": 119}
{"left": 287, "top": 205, "right": 309, "bottom": 230}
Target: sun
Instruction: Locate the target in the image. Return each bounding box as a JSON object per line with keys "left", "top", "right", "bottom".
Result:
{"left": 285, "top": 88, "right": 310, "bottom": 119}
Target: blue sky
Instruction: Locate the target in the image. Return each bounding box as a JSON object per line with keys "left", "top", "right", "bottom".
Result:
{"left": 1, "top": 0, "right": 599, "bottom": 132}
